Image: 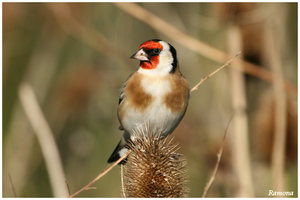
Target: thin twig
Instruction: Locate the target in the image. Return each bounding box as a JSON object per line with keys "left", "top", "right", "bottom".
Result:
{"left": 121, "top": 164, "right": 126, "bottom": 197}
{"left": 114, "top": 3, "right": 297, "bottom": 95}
{"left": 190, "top": 51, "right": 241, "bottom": 93}
{"left": 65, "top": 180, "right": 71, "bottom": 196}
{"left": 18, "top": 83, "right": 69, "bottom": 197}
{"left": 69, "top": 150, "right": 131, "bottom": 198}
{"left": 202, "top": 114, "right": 234, "bottom": 198}
{"left": 8, "top": 173, "right": 17, "bottom": 197}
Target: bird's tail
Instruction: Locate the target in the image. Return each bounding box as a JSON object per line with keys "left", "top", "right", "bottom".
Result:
{"left": 107, "top": 139, "right": 129, "bottom": 164}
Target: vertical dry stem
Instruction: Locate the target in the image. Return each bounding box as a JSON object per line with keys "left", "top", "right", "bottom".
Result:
{"left": 227, "top": 25, "right": 254, "bottom": 197}
{"left": 265, "top": 10, "right": 287, "bottom": 192}
{"left": 120, "top": 164, "right": 126, "bottom": 197}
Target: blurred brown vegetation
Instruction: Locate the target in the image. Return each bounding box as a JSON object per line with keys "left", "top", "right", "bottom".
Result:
{"left": 3, "top": 2, "right": 297, "bottom": 197}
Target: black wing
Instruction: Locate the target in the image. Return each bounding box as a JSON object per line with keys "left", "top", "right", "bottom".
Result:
{"left": 118, "top": 72, "right": 134, "bottom": 105}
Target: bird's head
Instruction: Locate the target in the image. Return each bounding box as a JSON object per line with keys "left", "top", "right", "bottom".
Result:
{"left": 130, "top": 39, "right": 178, "bottom": 75}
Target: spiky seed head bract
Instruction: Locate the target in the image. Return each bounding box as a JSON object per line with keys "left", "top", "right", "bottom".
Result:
{"left": 123, "top": 129, "right": 188, "bottom": 197}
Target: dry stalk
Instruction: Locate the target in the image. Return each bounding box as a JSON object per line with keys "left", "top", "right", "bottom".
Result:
{"left": 114, "top": 2, "right": 296, "bottom": 95}
{"left": 265, "top": 12, "right": 287, "bottom": 192}
{"left": 228, "top": 25, "right": 254, "bottom": 197}
{"left": 68, "top": 150, "right": 131, "bottom": 198}
{"left": 120, "top": 164, "right": 126, "bottom": 198}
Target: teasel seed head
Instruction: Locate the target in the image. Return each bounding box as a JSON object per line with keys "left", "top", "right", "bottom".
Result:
{"left": 123, "top": 129, "right": 188, "bottom": 197}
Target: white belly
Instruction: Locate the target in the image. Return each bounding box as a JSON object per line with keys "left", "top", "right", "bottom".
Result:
{"left": 121, "top": 99, "right": 179, "bottom": 137}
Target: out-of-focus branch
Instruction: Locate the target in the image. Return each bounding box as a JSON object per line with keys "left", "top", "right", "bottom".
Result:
{"left": 115, "top": 3, "right": 226, "bottom": 62}
{"left": 18, "top": 83, "right": 68, "bottom": 197}
{"left": 114, "top": 3, "right": 297, "bottom": 95}
{"left": 4, "top": 30, "right": 65, "bottom": 196}
{"left": 266, "top": 14, "right": 287, "bottom": 193}
{"left": 227, "top": 25, "right": 254, "bottom": 197}
{"left": 190, "top": 51, "right": 241, "bottom": 93}
{"left": 69, "top": 150, "right": 131, "bottom": 198}
{"left": 46, "top": 3, "right": 130, "bottom": 67}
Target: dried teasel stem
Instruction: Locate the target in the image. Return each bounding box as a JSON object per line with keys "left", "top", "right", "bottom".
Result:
{"left": 120, "top": 164, "right": 126, "bottom": 197}
{"left": 123, "top": 129, "right": 188, "bottom": 197}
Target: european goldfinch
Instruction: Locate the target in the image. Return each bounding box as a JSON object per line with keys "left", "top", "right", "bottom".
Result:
{"left": 107, "top": 39, "right": 190, "bottom": 163}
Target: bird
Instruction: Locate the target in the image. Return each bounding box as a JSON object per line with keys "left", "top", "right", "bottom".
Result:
{"left": 107, "top": 39, "right": 190, "bottom": 164}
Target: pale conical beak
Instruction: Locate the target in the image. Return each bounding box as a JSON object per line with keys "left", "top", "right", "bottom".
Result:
{"left": 130, "top": 49, "right": 149, "bottom": 61}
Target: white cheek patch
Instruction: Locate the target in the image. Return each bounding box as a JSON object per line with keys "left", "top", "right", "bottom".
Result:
{"left": 157, "top": 51, "right": 173, "bottom": 69}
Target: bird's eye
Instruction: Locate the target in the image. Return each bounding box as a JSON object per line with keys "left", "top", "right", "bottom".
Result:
{"left": 152, "top": 48, "right": 160, "bottom": 54}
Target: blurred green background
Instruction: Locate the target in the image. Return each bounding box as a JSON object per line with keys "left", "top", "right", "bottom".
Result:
{"left": 3, "top": 2, "right": 297, "bottom": 197}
